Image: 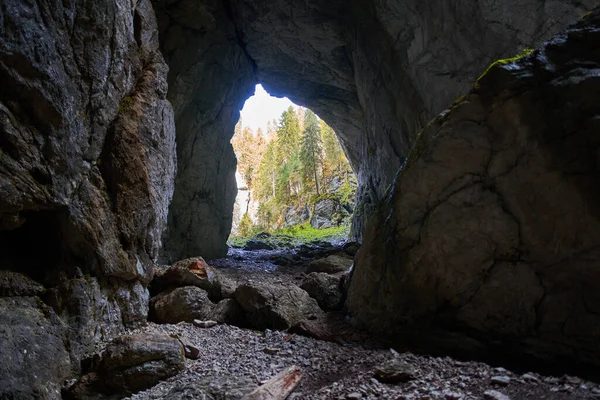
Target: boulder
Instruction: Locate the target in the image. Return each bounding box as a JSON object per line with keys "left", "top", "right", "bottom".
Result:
{"left": 152, "top": 257, "right": 221, "bottom": 297}
{"left": 348, "top": 10, "right": 600, "bottom": 369}
{"left": 311, "top": 198, "right": 338, "bottom": 229}
{"left": 373, "top": 358, "right": 417, "bottom": 383}
{"left": 300, "top": 272, "right": 343, "bottom": 311}
{"left": 209, "top": 298, "right": 244, "bottom": 324}
{"left": 284, "top": 205, "right": 310, "bottom": 227}
{"left": 244, "top": 239, "right": 275, "bottom": 251}
{"left": 0, "top": 297, "right": 71, "bottom": 400}
{"left": 234, "top": 283, "right": 323, "bottom": 330}
{"left": 342, "top": 241, "right": 361, "bottom": 257}
{"left": 150, "top": 286, "right": 214, "bottom": 324}
{"left": 0, "top": 270, "right": 45, "bottom": 297}
{"left": 67, "top": 333, "right": 185, "bottom": 398}
{"left": 307, "top": 255, "right": 353, "bottom": 274}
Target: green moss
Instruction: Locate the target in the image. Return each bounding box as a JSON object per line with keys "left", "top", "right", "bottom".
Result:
{"left": 451, "top": 95, "right": 466, "bottom": 107}
{"left": 474, "top": 48, "right": 534, "bottom": 89}
{"left": 404, "top": 128, "right": 430, "bottom": 171}
{"left": 367, "top": 145, "right": 375, "bottom": 157}
{"left": 118, "top": 96, "right": 135, "bottom": 114}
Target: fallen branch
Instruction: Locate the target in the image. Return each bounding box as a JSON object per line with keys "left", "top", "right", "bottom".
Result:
{"left": 242, "top": 365, "right": 302, "bottom": 400}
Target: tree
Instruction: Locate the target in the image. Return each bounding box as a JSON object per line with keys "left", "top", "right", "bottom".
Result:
{"left": 238, "top": 212, "right": 254, "bottom": 237}
{"left": 300, "top": 109, "right": 322, "bottom": 195}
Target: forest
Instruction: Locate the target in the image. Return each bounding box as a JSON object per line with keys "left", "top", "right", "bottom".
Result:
{"left": 231, "top": 106, "right": 356, "bottom": 238}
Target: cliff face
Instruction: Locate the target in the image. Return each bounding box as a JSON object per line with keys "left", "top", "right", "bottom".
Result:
{"left": 347, "top": 9, "right": 600, "bottom": 369}
{"left": 0, "top": 0, "right": 175, "bottom": 395}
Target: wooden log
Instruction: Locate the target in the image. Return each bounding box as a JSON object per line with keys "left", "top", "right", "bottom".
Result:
{"left": 242, "top": 365, "right": 303, "bottom": 400}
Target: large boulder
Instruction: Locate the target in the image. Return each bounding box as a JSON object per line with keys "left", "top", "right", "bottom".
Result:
{"left": 310, "top": 198, "right": 348, "bottom": 229}
{"left": 284, "top": 204, "right": 310, "bottom": 227}
{"left": 67, "top": 333, "right": 185, "bottom": 398}
{"left": 150, "top": 286, "right": 214, "bottom": 324}
{"left": 234, "top": 283, "right": 323, "bottom": 330}
{"left": 301, "top": 272, "right": 343, "bottom": 311}
{"left": 152, "top": 257, "right": 221, "bottom": 297}
{"left": 307, "top": 254, "right": 353, "bottom": 274}
{"left": 0, "top": 297, "right": 71, "bottom": 400}
{"left": 347, "top": 10, "right": 600, "bottom": 369}
{"left": 243, "top": 239, "right": 275, "bottom": 251}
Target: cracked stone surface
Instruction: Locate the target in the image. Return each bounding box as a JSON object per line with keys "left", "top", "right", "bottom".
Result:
{"left": 347, "top": 9, "right": 600, "bottom": 370}
{"left": 0, "top": 0, "right": 175, "bottom": 395}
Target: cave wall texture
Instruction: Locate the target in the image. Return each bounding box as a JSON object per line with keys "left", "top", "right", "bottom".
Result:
{"left": 0, "top": 0, "right": 175, "bottom": 395}
{"left": 348, "top": 10, "right": 600, "bottom": 369}
{"left": 154, "top": 0, "right": 595, "bottom": 256}
{"left": 0, "top": 0, "right": 599, "bottom": 396}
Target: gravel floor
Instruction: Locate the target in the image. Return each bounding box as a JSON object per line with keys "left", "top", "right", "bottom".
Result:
{"left": 125, "top": 246, "right": 600, "bottom": 400}
{"left": 126, "top": 322, "right": 600, "bottom": 400}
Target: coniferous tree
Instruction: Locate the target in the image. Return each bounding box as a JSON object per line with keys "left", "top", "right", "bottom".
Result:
{"left": 301, "top": 109, "right": 322, "bottom": 195}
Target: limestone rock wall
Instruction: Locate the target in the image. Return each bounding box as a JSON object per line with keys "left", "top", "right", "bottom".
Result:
{"left": 152, "top": 0, "right": 256, "bottom": 261}
{"left": 161, "top": 0, "right": 593, "bottom": 255}
{"left": 347, "top": 10, "right": 600, "bottom": 369}
{"left": 0, "top": 0, "right": 175, "bottom": 395}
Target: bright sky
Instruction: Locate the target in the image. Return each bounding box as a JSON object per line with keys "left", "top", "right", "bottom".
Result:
{"left": 239, "top": 84, "right": 295, "bottom": 133}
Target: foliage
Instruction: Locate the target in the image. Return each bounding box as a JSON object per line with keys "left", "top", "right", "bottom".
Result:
{"left": 237, "top": 212, "right": 254, "bottom": 237}
{"left": 230, "top": 104, "right": 355, "bottom": 237}
{"left": 228, "top": 222, "right": 350, "bottom": 248}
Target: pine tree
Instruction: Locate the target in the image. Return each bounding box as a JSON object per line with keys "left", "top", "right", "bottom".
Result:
{"left": 300, "top": 109, "right": 322, "bottom": 195}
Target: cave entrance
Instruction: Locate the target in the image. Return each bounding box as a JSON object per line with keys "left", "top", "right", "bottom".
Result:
{"left": 0, "top": 209, "right": 66, "bottom": 286}
{"left": 229, "top": 84, "right": 356, "bottom": 245}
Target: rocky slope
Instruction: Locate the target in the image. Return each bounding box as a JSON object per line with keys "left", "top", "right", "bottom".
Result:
{"left": 348, "top": 9, "right": 600, "bottom": 372}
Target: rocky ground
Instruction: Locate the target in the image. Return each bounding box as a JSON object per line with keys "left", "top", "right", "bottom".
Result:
{"left": 113, "top": 242, "right": 600, "bottom": 400}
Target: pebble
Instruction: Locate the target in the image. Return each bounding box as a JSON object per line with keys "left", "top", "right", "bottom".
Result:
{"left": 192, "top": 319, "right": 218, "bottom": 328}
{"left": 346, "top": 392, "right": 362, "bottom": 399}
{"left": 484, "top": 390, "right": 511, "bottom": 400}
{"left": 491, "top": 375, "right": 511, "bottom": 386}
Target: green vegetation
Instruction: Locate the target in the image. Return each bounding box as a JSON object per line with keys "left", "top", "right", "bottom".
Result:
{"left": 118, "top": 96, "right": 135, "bottom": 114}
{"left": 474, "top": 48, "right": 534, "bottom": 89}
{"left": 229, "top": 222, "right": 350, "bottom": 249}
{"left": 230, "top": 105, "right": 355, "bottom": 241}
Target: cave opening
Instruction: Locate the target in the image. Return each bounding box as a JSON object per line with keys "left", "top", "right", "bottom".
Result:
{"left": 228, "top": 84, "right": 357, "bottom": 245}
{"left": 0, "top": 210, "right": 66, "bottom": 286}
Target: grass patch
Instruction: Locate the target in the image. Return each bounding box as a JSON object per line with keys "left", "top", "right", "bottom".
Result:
{"left": 228, "top": 222, "right": 350, "bottom": 249}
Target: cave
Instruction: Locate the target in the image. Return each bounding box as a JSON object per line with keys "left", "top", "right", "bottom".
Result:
{"left": 0, "top": 210, "right": 64, "bottom": 285}
{"left": 1, "top": 0, "right": 600, "bottom": 397}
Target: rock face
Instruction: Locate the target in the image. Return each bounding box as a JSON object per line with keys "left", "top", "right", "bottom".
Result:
{"left": 153, "top": 0, "right": 594, "bottom": 258}
{"left": 347, "top": 11, "right": 600, "bottom": 369}
{"left": 0, "top": 297, "right": 71, "bottom": 400}
{"left": 152, "top": 0, "right": 255, "bottom": 260}
{"left": 0, "top": 0, "right": 175, "bottom": 392}
{"left": 310, "top": 198, "right": 349, "bottom": 229}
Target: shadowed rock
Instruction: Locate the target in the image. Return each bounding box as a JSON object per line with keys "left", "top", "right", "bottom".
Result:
{"left": 66, "top": 333, "right": 185, "bottom": 399}
{"left": 348, "top": 10, "right": 600, "bottom": 369}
